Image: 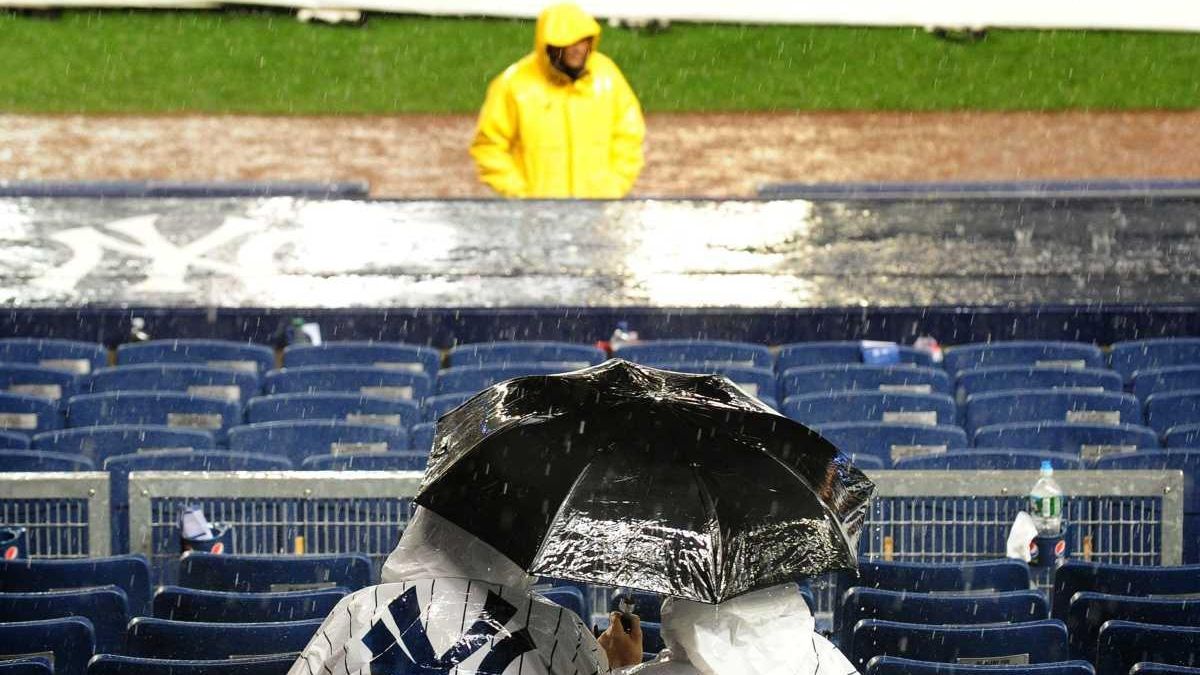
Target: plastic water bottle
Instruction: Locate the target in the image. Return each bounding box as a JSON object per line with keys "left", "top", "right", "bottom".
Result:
{"left": 609, "top": 321, "right": 638, "bottom": 352}
{"left": 1029, "top": 461, "right": 1064, "bottom": 536}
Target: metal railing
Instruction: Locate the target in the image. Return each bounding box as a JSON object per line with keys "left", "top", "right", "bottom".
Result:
{"left": 0, "top": 472, "right": 111, "bottom": 558}
{"left": 128, "top": 470, "right": 423, "bottom": 581}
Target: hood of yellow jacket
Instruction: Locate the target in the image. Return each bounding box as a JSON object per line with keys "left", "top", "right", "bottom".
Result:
{"left": 535, "top": 3, "right": 602, "bottom": 82}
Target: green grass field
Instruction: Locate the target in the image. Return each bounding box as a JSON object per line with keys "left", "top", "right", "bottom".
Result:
{"left": 4, "top": 10, "right": 1200, "bottom": 114}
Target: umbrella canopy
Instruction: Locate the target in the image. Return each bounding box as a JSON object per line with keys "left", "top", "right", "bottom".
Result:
{"left": 415, "top": 359, "right": 874, "bottom": 604}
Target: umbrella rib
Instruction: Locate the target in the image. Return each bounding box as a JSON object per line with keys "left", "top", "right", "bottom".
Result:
{"left": 691, "top": 463, "right": 723, "bottom": 603}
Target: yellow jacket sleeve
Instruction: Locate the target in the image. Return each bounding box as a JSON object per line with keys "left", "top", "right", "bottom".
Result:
{"left": 470, "top": 75, "right": 528, "bottom": 198}
{"left": 608, "top": 69, "right": 646, "bottom": 197}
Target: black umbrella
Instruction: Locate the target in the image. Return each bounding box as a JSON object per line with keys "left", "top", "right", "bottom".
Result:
{"left": 414, "top": 359, "right": 874, "bottom": 604}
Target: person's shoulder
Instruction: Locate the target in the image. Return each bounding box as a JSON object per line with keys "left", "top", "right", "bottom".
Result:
{"left": 589, "top": 52, "right": 627, "bottom": 77}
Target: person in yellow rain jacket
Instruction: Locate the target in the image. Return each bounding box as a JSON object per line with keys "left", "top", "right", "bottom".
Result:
{"left": 470, "top": 3, "right": 646, "bottom": 199}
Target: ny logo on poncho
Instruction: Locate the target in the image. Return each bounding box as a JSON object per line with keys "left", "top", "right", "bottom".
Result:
{"left": 362, "top": 586, "right": 537, "bottom": 675}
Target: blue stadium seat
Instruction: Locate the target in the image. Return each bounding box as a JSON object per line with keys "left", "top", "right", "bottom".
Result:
{"left": 1145, "top": 390, "right": 1200, "bottom": 436}
{"left": 1110, "top": 338, "right": 1200, "bottom": 383}
{"left": 125, "top": 617, "right": 322, "bottom": 659}
{"left": 31, "top": 425, "right": 216, "bottom": 467}
{"left": 0, "top": 617, "right": 94, "bottom": 675}
{"left": 1133, "top": 367, "right": 1200, "bottom": 401}
{"left": 435, "top": 362, "right": 582, "bottom": 396}
{"left": 117, "top": 340, "right": 275, "bottom": 375}
{"left": 245, "top": 393, "right": 419, "bottom": 428}
{"left": 835, "top": 559, "right": 1031, "bottom": 636}
{"left": 1096, "top": 621, "right": 1200, "bottom": 675}
{"left": 776, "top": 342, "right": 934, "bottom": 371}
{"left": 0, "top": 431, "right": 30, "bottom": 449}
{"left": 264, "top": 366, "right": 430, "bottom": 401}
{"left": 0, "top": 587, "right": 128, "bottom": 654}
{"left": 66, "top": 392, "right": 241, "bottom": 443}
{"left": 87, "top": 655, "right": 296, "bottom": 675}
{"left": 0, "top": 339, "right": 107, "bottom": 376}
{"left": 943, "top": 341, "right": 1104, "bottom": 375}
{"left": 814, "top": 422, "right": 968, "bottom": 466}
{"left": 848, "top": 619, "right": 1069, "bottom": 669}
{"left": 965, "top": 390, "right": 1143, "bottom": 435}
{"left": 89, "top": 365, "right": 260, "bottom": 403}
{"left": 0, "top": 393, "right": 62, "bottom": 436}
{"left": 178, "top": 552, "right": 372, "bottom": 592}
{"left": 616, "top": 340, "right": 771, "bottom": 369}
{"left": 0, "top": 555, "right": 152, "bottom": 616}
{"left": 229, "top": 420, "right": 409, "bottom": 465}
{"left": 283, "top": 342, "right": 441, "bottom": 377}
{"left": 780, "top": 364, "right": 951, "bottom": 399}
{"left": 956, "top": 366, "right": 1123, "bottom": 401}
{"left": 423, "top": 392, "right": 474, "bottom": 422}
{"left": 0, "top": 450, "right": 95, "bottom": 472}
{"left": 1094, "top": 450, "right": 1200, "bottom": 563}
{"left": 410, "top": 421, "right": 436, "bottom": 450}
{"left": 300, "top": 451, "right": 428, "bottom": 471}
{"left": 1166, "top": 424, "right": 1200, "bottom": 448}
{"left": 0, "top": 658, "right": 52, "bottom": 675}
{"left": 1130, "top": 665, "right": 1200, "bottom": 675}
{"left": 608, "top": 589, "right": 664, "bottom": 623}
{"left": 893, "top": 449, "right": 1086, "bottom": 471}
{"left": 0, "top": 364, "right": 83, "bottom": 402}
{"left": 1067, "top": 593, "right": 1200, "bottom": 662}
{"left": 648, "top": 363, "right": 778, "bottom": 401}
{"left": 785, "top": 392, "right": 957, "bottom": 427}
{"left": 974, "top": 422, "right": 1160, "bottom": 456}
{"left": 1050, "top": 561, "right": 1200, "bottom": 622}
{"left": 537, "top": 586, "right": 588, "bottom": 622}
{"left": 152, "top": 585, "right": 348, "bottom": 622}
{"left": 837, "top": 588, "right": 1049, "bottom": 651}
{"left": 865, "top": 657, "right": 1096, "bottom": 675}
{"left": 104, "top": 452, "right": 292, "bottom": 554}
{"left": 447, "top": 342, "right": 605, "bottom": 368}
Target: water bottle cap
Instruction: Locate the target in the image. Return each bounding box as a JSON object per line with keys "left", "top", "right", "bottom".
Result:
{"left": 1040, "top": 460, "right": 1053, "bottom": 475}
{"left": 616, "top": 321, "right": 629, "bottom": 331}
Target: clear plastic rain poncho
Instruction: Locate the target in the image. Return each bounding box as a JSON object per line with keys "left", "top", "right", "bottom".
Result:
{"left": 625, "top": 583, "right": 857, "bottom": 675}
{"left": 289, "top": 507, "right": 607, "bottom": 675}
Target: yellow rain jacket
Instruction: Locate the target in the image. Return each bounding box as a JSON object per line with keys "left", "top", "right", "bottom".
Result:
{"left": 470, "top": 3, "right": 646, "bottom": 199}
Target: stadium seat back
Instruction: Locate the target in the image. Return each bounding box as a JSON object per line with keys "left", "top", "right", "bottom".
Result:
{"left": 0, "top": 339, "right": 107, "bottom": 376}
{"left": 0, "top": 555, "right": 151, "bottom": 616}
{"left": 785, "top": 392, "right": 956, "bottom": 427}
{"left": 228, "top": 420, "right": 409, "bottom": 465}
{"left": 1109, "top": 338, "right": 1200, "bottom": 383}
{"left": 776, "top": 342, "right": 933, "bottom": 371}
{"left": 1129, "top": 665, "right": 1200, "bottom": 675}
{"left": 848, "top": 619, "right": 1069, "bottom": 669}
{"left": 864, "top": 657, "right": 1096, "bottom": 675}
{"left": 283, "top": 342, "right": 440, "bottom": 377}
{"left": 1050, "top": 561, "right": 1200, "bottom": 621}
{"left": 956, "top": 366, "right": 1123, "bottom": 402}
{"left": 447, "top": 342, "right": 605, "bottom": 368}
{"left": 0, "top": 393, "right": 62, "bottom": 436}
{"left": 1133, "top": 366, "right": 1200, "bottom": 400}
{"left": 893, "top": 449, "right": 1086, "bottom": 470}
{"left": 0, "top": 586, "right": 127, "bottom": 654}
{"left": 0, "top": 431, "right": 30, "bottom": 449}
{"left": 89, "top": 364, "right": 260, "bottom": 403}
{"left": 117, "top": 340, "right": 275, "bottom": 375}
{"left": 434, "top": 362, "right": 583, "bottom": 396}
{"left": 264, "top": 366, "right": 430, "bottom": 401}
{"left": 300, "top": 451, "right": 428, "bottom": 471}
{"left": 0, "top": 365, "right": 83, "bottom": 403}
{"left": 152, "top": 585, "right": 348, "bottom": 622}
{"left": 1095, "top": 621, "right": 1200, "bottom": 675}
{"left": 974, "top": 422, "right": 1159, "bottom": 459}
{"left": 245, "top": 393, "right": 419, "bottom": 428}
{"left": 66, "top": 392, "right": 241, "bottom": 443}
{"left": 838, "top": 588, "right": 1049, "bottom": 649}
{"left": 410, "top": 422, "right": 436, "bottom": 451}
{"left": 1145, "top": 390, "right": 1200, "bottom": 436}
{"left": 616, "top": 340, "right": 772, "bottom": 369}
{"left": 0, "top": 617, "right": 94, "bottom": 675}
{"left": 814, "top": 422, "right": 968, "bottom": 466}
{"left": 965, "top": 390, "right": 1142, "bottom": 435}
{"left": 1166, "top": 424, "right": 1200, "bottom": 448}
{"left": 1067, "top": 592, "right": 1200, "bottom": 662}
{"left": 124, "top": 617, "right": 321, "bottom": 660}
{"left": 0, "top": 450, "right": 95, "bottom": 472}
{"left": 32, "top": 425, "right": 215, "bottom": 467}
{"left": 780, "top": 364, "right": 951, "bottom": 399}
{"left": 178, "top": 552, "right": 372, "bottom": 592}
{"left": 943, "top": 341, "right": 1104, "bottom": 375}
{"left": 86, "top": 654, "right": 297, "bottom": 675}
{"left": 0, "top": 657, "right": 53, "bottom": 675}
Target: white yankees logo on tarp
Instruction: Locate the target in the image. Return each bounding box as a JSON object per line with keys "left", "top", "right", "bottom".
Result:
{"left": 36, "top": 214, "right": 262, "bottom": 293}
